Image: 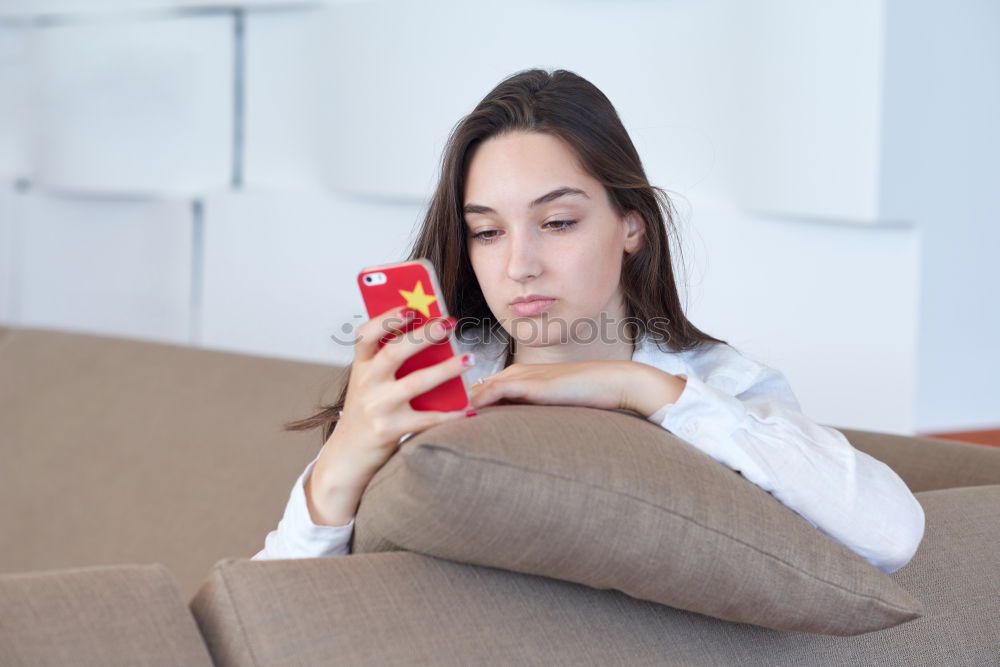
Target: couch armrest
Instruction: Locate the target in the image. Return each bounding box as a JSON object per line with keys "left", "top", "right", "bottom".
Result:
{"left": 0, "top": 563, "right": 213, "bottom": 667}
{"left": 833, "top": 426, "right": 1000, "bottom": 492}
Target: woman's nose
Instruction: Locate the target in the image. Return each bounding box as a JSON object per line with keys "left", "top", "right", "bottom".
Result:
{"left": 505, "top": 228, "right": 543, "bottom": 281}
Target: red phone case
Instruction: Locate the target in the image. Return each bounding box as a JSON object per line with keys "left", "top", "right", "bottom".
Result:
{"left": 357, "top": 258, "right": 472, "bottom": 412}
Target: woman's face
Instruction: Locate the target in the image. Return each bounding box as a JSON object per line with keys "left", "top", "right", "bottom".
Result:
{"left": 463, "top": 130, "right": 644, "bottom": 348}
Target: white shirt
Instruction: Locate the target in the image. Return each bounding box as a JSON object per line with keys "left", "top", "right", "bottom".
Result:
{"left": 252, "top": 329, "right": 926, "bottom": 574}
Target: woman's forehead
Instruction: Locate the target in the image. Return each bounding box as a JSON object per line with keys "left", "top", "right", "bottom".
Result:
{"left": 464, "top": 132, "right": 595, "bottom": 203}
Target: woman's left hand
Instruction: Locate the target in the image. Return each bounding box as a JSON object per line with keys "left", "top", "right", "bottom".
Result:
{"left": 469, "top": 360, "right": 685, "bottom": 418}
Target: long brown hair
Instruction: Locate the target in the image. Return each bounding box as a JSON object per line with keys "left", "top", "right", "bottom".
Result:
{"left": 285, "top": 67, "right": 730, "bottom": 443}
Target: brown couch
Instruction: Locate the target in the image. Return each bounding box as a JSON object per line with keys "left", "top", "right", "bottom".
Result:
{"left": 1, "top": 324, "right": 998, "bottom": 666}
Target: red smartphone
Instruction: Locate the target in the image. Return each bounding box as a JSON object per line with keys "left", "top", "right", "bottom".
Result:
{"left": 357, "top": 258, "right": 472, "bottom": 412}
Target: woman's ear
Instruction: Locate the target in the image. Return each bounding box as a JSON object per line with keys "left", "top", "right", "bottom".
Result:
{"left": 623, "top": 211, "right": 646, "bottom": 255}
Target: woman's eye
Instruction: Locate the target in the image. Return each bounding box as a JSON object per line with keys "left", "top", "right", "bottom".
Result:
{"left": 471, "top": 220, "right": 577, "bottom": 245}
{"left": 471, "top": 230, "right": 501, "bottom": 244}
{"left": 546, "top": 219, "right": 578, "bottom": 232}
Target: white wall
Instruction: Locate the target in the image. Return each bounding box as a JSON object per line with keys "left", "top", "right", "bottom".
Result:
{"left": 0, "top": 0, "right": 995, "bottom": 435}
{"left": 879, "top": 0, "right": 1000, "bottom": 433}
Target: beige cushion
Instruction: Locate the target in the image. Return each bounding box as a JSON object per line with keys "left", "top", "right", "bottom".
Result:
{"left": 351, "top": 404, "right": 923, "bottom": 635}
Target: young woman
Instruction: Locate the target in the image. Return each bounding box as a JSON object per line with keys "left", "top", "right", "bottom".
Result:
{"left": 252, "top": 68, "right": 925, "bottom": 573}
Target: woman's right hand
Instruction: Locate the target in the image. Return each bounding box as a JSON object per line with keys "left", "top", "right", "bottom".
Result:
{"left": 305, "top": 305, "right": 477, "bottom": 526}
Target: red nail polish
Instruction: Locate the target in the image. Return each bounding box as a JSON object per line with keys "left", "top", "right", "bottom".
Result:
{"left": 441, "top": 316, "right": 457, "bottom": 331}
{"left": 465, "top": 407, "right": 478, "bottom": 417}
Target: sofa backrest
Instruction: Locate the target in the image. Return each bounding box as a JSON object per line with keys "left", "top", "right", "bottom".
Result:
{"left": 0, "top": 325, "right": 345, "bottom": 601}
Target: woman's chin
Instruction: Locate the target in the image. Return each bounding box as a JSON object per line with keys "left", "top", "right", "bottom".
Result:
{"left": 508, "top": 322, "right": 572, "bottom": 347}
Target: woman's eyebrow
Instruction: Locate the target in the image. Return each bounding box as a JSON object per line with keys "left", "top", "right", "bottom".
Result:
{"left": 463, "top": 186, "right": 589, "bottom": 216}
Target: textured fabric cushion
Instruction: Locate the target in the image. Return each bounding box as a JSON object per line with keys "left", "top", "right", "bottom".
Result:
{"left": 351, "top": 404, "right": 923, "bottom": 635}
{"left": 192, "top": 485, "right": 998, "bottom": 666}
{"left": 0, "top": 563, "right": 213, "bottom": 667}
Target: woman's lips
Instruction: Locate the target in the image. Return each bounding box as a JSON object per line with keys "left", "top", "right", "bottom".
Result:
{"left": 509, "top": 298, "right": 556, "bottom": 316}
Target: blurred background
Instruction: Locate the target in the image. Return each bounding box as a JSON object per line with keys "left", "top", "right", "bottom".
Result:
{"left": 0, "top": 0, "right": 996, "bottom": 440}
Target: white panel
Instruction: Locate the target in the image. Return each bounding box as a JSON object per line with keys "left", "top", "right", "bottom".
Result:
{"left": 0, "top": 25, "right": 32, "bottom": 178}
{"left": 259, "top": 0, "right": 738, "bottom": 203}
{"left": 16, "top": 192, "right": 194, "bottom": 344}
{"left": 0, "top": 185, "right": 21, "bottom": 323}
{"left": 679, "top": 199, "right": 920, "bottom": 434}
{"left": 881, "top": 0, "right": 1000, "bottom": 433}
{"left": 256, "top": 0, "right": 884, "bottom": 220}
{"left": 723, "top": 0, "right": 886, "bottom": 222}
{"left": 243, "top": 7, "right": 329, "bottom": 192}
{"left": 199, "top": 189, "right": 425, "bottom": 365}
{"left": 30, "top": 14, "right": 232, "bottom": 196}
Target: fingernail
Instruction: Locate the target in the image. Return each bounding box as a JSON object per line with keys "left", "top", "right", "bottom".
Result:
{"left": 465, "top": 407, "right": 478, "bottom": 417}
{"left": 461, "top": 352, "right": 476, "bottom": 367}
{"left": 440, "top": 316, "right": 457, "bottom": 331}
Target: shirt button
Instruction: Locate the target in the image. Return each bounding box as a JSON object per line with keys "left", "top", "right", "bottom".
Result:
{"left": 682, "top": 421, "right": 699, "bottom": 437}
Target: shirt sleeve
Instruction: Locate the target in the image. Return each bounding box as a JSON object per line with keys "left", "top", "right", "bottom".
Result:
{"left": 647, "top": 360, "right": 926, "bottom": 574}
{"left": 251, "top": 454, "right": 355, "bottom": 560}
